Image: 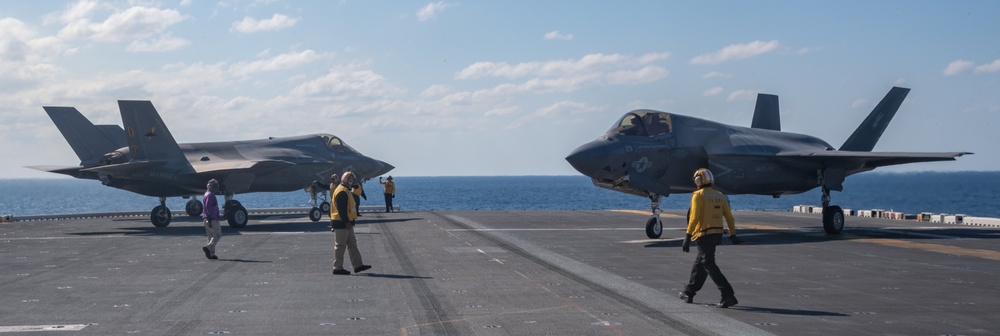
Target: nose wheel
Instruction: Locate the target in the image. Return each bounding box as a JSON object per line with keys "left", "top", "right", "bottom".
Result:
{"left": 644, "top": 194, "right": 663, "bottom": 239}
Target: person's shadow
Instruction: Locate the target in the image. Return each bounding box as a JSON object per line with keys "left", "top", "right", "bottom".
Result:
{"left": 357, "top": 273, "right": 432, "bottom": 279}
{"left": 728, "top": 306, "right": 849, "bottom": 316}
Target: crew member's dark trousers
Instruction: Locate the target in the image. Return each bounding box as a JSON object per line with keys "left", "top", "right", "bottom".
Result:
{"left": 383, "top": 193, "right": 393, "bottom": 212}
{"left": 684, "top": 233, "right": 735, "bottom": 298}
{"left": 354, "top": 195, "right": 361, "bottom": 214}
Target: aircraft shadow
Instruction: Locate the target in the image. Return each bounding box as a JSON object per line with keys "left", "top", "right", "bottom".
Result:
{"left": 730, "top": 306, "right": 849, "bottom": 317}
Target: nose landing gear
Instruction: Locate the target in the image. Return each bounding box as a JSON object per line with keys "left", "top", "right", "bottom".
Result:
{"left": 644, "top": 194, "right": 663, "bottom": 239}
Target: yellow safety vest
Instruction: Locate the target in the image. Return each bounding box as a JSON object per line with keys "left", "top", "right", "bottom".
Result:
{"left": 686, "top": 186, "right": 736, "bottom": 241}
{"left": 381, "top": 180, "right": 395, "bottom": 194}
{"left": 330, "top": 184, "right": 357, "bottom": 222}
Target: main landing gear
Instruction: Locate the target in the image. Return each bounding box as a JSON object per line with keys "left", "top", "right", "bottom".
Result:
{"left": 644, "top": 194, "right": 664, "bottom": 239}
{"left": 147, "top": 194, "right": 249, "bottom": 229}
{"left": 185, "top": 197, "right": 202, "bottom": 217}
{"left": 820, "top": 186, "right": 845, "bottom": 234}
{"left": 151, "top": 197, "right": 172, "bottom": 228}
{"left": 223, "top": 194, "right": 249, "bottom": 228}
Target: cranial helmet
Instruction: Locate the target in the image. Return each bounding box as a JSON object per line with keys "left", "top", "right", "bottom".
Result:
{"left": 207, "top": 179, "right": 220, "bottom": 190}
{"left": 341, "top": 171, "right": 356, "bottom": 185}
{"left": 693, "top": 168, "right": 714, "bottom": 187}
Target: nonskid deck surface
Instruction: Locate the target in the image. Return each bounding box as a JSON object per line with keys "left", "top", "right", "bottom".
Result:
{"left": 2, "top": 210, "right": 998, "bottom": 335}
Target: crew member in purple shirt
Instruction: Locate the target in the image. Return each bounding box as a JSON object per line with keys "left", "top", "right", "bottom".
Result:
{"left": 201, "top": 179, "right": 221, "bottom": 259}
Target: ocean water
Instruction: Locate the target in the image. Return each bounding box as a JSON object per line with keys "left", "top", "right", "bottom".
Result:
{"left": 1, "top": 172, "right": 998, "bottom": 218}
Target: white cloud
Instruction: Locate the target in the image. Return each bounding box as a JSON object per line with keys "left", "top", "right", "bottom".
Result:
{"left": 851, "top": 99, "right": 867, "bottom": 108}
{"left": 702, "top": 71, "right": 730, "bottom": 79}
{"left": 449, "top": 53, "right": 670, "bottom": 100}
{"left": 0, "top": 18, "right": 69, "bottom": 86}
{"left": 57, "top": 5, "right": 185, "bottom": 42}
{"left": 484, "top": 105, "right": 519, "bottom": 117}
{"left": 229, "top": 50, "right": 326, "bottom": 76}
{"left": 726, "top": 89, "right": 761, "bottom": 101}
{"left": 126, "top": 35, "right": 189, "bottom": 52}
{"left": 974, "top": 59, "right": 1000, "bottom": 74}
{"left": 606, "top": 66, "right": 668, "bottom": 85}
{"left": 289, "top": 65, "right": 406, "bottom": 101}
{"left": 417, "top": 2, "right": 452, "bottom": 22}
{"left": 456, "top": 52, "right": 668, "bottom": 80}
{"left": 690, "top": 40, "right": 779, "bottom": 65}
{"left": 544, "top": 30, "right": 573, "bottom": 40}
{"left": 703, "top": 87, "right": 723, "bottom": 96}
{"left": 421, "top": 84, "right": 450, "bottom": 97}
{"left": 231, "top": 13, "right": 299, "bottom": 33}
{"left": 943, "top": 60, "right": 974, "bottom": 76}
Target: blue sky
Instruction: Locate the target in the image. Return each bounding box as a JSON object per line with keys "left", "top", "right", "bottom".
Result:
{"left": 1, "top": 0, "right": 997, "bottom": 178}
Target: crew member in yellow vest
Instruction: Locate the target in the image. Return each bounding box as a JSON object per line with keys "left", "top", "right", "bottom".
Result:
{"left": 379, "top": 175, "right": 395, "bottom": 213}
{"left": 331, "top": 171, "right": 371, "bottom": 275}
{"left": 679, "top": 168, "right": 743, "bottom": 308}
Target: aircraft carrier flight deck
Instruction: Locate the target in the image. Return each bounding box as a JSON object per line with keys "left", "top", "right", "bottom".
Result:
{"left": 2, "top": 209, "right": 999, "bottom": 335}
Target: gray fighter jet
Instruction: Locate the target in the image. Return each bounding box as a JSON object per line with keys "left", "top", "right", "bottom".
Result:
{"left": 565, "top": 87, "right": 970, "bottom": 238}
{"left": 31, "top": 101, "right": 393, "bottom": 228}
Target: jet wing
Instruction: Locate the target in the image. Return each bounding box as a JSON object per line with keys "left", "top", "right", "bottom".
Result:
{"left": 25, "top": 165, "right": 97, "bottom": 179}
{"left": 777, "top": 150, "right": 972, "bottom": 168}
{"left": 80, "top": 161, "right": 170, "bottom": 175}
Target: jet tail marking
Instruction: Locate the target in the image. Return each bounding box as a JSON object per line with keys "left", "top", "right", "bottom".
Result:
{"left": 42, "top": 106, "right": 126, "bottom": 166}
{"left": 751, "top": 93, "right": 781, "bottom": 131}
{"left": 117, "top": 101, "right": 191, "bottom": 171}
{"left": 839, "top": 87, "right": 909, "bottom": 152}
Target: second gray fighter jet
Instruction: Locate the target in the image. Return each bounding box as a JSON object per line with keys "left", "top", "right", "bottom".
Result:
{"left": 566, "top": 86, "right": 969, "bottom": 238}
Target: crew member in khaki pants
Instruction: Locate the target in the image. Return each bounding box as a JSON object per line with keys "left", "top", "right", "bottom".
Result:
{"left": 331, "top": 171, "right": 371, "bottom": 275}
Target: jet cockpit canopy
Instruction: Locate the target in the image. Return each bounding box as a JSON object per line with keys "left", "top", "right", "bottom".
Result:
{"left": 607, "top": 110, "right": 673, "bottom": 137}
{"left": 319, "top": 134, "right": 357, "bottom": 154}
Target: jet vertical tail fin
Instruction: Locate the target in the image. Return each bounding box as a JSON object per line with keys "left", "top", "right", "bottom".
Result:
{"left": 117, "top": 101, "right": 189, "bottom": 164}
{"left": 839, "top": 87, "right": 910, "bottom": 152}
{"left": 751, "top": 93, "right": 781, "bottom": 131}
{"left": 42, "top": 106, "right": 127, "bottom": 166}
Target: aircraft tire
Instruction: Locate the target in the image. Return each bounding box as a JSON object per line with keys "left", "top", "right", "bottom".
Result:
{"left": 151, "top": 205, "right": 172, "bottom": 228}
{"left": 308, "top": 207, "right": 322, "bottom": 222}
{"left": 645, "top": 217, "right": 663, "bottom": 239}
{"left": 822, "top": 205, "right": 844, "bottom": 234}
{"left": 320, "top": 201, "right": 330, "bottom": 214}
{"left": 185, "top": 199, "right": 203, "bottom": 217}
{"left": 227, "top": 204, "right": 248, "bottom": 228}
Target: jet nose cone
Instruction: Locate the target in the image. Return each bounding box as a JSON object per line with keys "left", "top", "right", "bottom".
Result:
{"left": 375, "top": 160, "right": 394, "bottom": 176}
{"left": 566, "top": 140, "right": 609, "bottom": 177}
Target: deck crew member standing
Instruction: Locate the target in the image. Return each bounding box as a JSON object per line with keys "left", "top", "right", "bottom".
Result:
{"left": 331, "top": 171, "right": 371, "bottom": 275}
{"left": 379, "top": 175, "right": 395, "bottom": 213}
{"left": 353, "top": 180, "right": 366, "bottom": 216}
{"left": 201, "top": 179, "right": 222, "bottom": 260}
{"left": 679, "top": 168, "right": 743, "bottom": 308}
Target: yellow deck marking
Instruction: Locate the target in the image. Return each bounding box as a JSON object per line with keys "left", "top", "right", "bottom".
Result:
{"left": 610, "top": 210, "right": 1000, "bottom": 261}
{"left": 854, "top": 238, "right": 1000, "bottom": 261}
{"left": 609, "top": 210, "right": 683, "bottom": 219}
